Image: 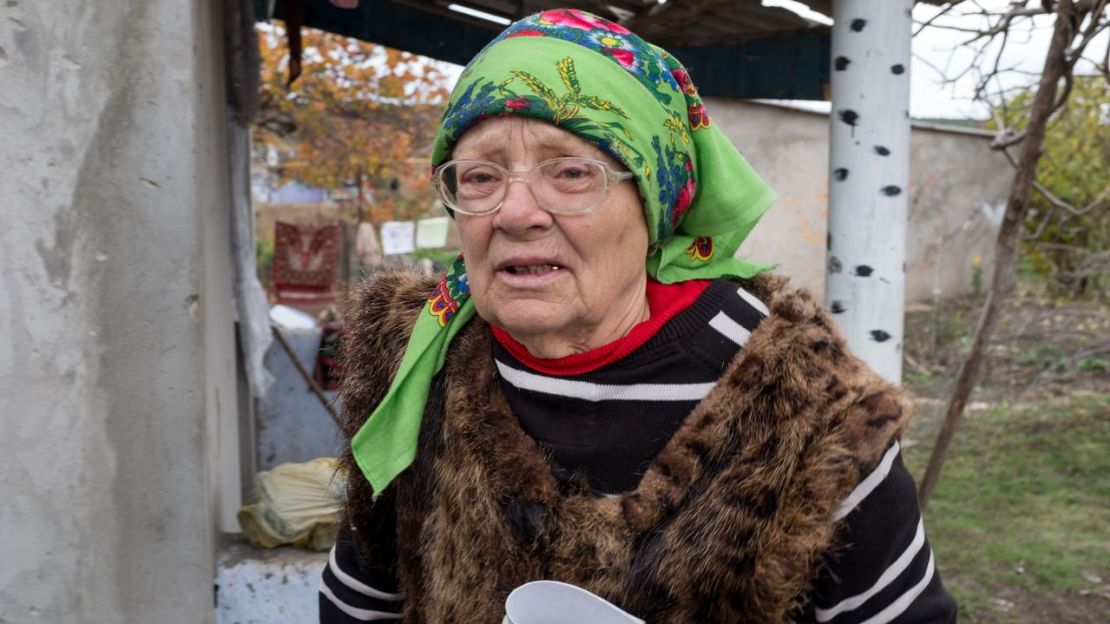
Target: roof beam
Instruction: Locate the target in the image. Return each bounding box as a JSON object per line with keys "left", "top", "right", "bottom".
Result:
{"left": 256, "top": 0, "right": 502, "bottom": 66}
{"left": 256, "top": 0, "right": 830, "bottom": 100}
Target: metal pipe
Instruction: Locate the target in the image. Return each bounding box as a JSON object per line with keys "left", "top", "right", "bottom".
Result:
{"left": 826, "top": 0, "right": 912, "bottom": 383}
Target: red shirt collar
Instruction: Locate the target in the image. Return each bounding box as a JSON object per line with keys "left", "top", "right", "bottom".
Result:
{"left": 490, "top": 278, "right": 711, "bottom": 376}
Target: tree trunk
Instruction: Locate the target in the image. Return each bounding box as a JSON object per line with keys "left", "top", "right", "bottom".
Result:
{"left": 917, "top": 0, "right": 1078, "bottom": 510}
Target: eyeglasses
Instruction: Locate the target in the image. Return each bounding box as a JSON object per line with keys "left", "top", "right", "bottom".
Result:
{"left": 432, "top": 157, "right": 635, "bottom": 216}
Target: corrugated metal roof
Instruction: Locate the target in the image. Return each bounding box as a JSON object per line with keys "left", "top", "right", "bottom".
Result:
{"left": 390, "top": 0, "right": 834, "bottom": 45}
{"left": 256, "top": 1, "right": 946, "bottom": 99}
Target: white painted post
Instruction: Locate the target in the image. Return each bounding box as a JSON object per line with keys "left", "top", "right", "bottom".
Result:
{"left": 826, "top": 0, "right": 912, "bottom": 384}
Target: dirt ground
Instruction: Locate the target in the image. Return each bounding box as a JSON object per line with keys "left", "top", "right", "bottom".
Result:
{"left": 902, "top": 290, "right": 1110, "bottom": 403}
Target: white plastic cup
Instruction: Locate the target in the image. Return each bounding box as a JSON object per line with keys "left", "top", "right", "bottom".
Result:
{"left": 502, "top": 580, "right": 645, "bottom": 624}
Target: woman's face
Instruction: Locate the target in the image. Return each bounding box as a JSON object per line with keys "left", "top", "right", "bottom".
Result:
{"left": 453, "top": 117, "right": 650, "bottom": 358}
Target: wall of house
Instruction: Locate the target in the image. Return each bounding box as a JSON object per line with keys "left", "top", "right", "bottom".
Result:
{"left": 0, "top": 0, "right": 235, "bottom": 622}
{"left": 903, "top": 123, "right": 1008, "bottom": 304}
{"left": 199, "top": 0, "right": 248, "bottom": 540}
{"left": 711, "top": 100, "right": 1008, "bottom": 303}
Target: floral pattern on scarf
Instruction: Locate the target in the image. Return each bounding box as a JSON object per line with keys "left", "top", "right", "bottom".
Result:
{"left": 484, "top": 9, "right": 680, "bottom": 106}
{"left": 440, "top": 10, "right": 719, "bottom": 244}
{"left": 685, "top": 236, "right": 714, "bottom": 262}
{"left": 651, "top": 136, "right": 696, "bottom": 243}
{"left": 440, "top": 56, "right": 649, "bottom": 178}
{"left": 669, "top": 65, "right": 712, "bottom": 129}
{"left": 427, "top": 255, "right": 470, "bottom": 327}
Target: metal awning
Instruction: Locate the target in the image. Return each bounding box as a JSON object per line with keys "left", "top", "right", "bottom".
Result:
{"left": 254, "top": 0, "right": 836, "bottom": 99}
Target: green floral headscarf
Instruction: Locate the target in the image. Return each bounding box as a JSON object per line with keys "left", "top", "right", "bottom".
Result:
{"left": 352, "top": 9, "right": 777, "bottom": 496}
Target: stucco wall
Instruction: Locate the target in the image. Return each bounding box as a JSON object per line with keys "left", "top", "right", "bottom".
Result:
{"left": 904, "top": 125, "right": 1005, "bottom": 303}
{"left": 0, "top": 1, "right": 232, "bottom": 622}
{"left": 714, "top": 100, "right": 1007, "bottom": 303}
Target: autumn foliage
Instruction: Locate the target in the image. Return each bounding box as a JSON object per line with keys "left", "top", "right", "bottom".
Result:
{"left": 255, "top": 23, "right": 453, "bottom": 223}
{"left": 1009, "top": 77, "right": 1110, "bottom": 299}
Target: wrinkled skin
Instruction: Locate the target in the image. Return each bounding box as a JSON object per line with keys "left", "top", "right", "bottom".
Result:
{"left": 453, "top": 117, "right": 651, "bottom": 359}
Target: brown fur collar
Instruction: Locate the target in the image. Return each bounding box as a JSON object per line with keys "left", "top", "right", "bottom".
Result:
{"left": 338, "top": 271, "right": 910, "bottom": 623}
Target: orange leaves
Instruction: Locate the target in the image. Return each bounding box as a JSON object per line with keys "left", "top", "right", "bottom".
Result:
{"left": 255, "top": 22, "right": 451, "bottom": 219}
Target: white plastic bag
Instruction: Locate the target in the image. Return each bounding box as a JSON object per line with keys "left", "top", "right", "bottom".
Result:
{"left": 237, "top": 458, "right": 345, "bottom": 551}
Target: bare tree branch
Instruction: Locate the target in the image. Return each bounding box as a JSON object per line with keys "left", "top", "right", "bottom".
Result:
{"left": 1022, "top": 205, "right": 1056, "bottom": 240}
{"left": 912, "top": 50, "right": 950, "bottom": 79}
{"left": 1075, "top": 183, "right": 1110, "bottom": 215}
{"left": 958, "top": 6, "right": 1050, "bottom": 45}
{"left": 919, "top": 0, "right": 1082, "bottom": 510}
{"left": 1065, "top": 1, "right": 1109, "bottom": 66}
{"left": 984, "top": 5, "right": 1107, "bottom": 150}
{"left": 913, "top": 0, "right": 967, "bottom": 37}
{"left": 999, "top": 145, "right": 1110, "bottom": 218}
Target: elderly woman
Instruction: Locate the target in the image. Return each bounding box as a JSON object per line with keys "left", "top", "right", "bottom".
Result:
{"left": 320, "top": 9, "right": 956, "bottom": 624}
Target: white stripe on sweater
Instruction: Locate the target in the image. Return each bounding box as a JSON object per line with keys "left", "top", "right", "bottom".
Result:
{"left": 736, "top": 286, "right": 770, "bottom": 317}
{"left": 709, "top": 311, "right": 752, "bottom": 346}
{"left": 857, "top": 552, "right": 936, "bottom": 624}
{"left": 495, "top": 360, "right": 716, "bottom": 402}
{"left": 815, "top": 519, "right": 927, "bottom": 622}
{"left": 319, "top": 579, "right": 402, "bottom": 621}
{"left": 328, "top": 545, "right": 406, "bottom": 601}
{"left": 833, "top": 442, "right": 901, "bottom": 521}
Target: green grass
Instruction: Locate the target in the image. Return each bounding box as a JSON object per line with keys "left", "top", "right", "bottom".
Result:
{"left": 903, "top": 394, "right": 1110, "bottom": 622}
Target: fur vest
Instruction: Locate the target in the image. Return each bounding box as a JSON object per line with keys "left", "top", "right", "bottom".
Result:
{"left": 337, "top": 272, "right": 911, "bottom": 623}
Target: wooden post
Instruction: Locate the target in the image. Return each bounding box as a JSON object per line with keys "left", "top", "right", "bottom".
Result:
{"left": 355, "top": 168, "right": 365, "bottom": 224}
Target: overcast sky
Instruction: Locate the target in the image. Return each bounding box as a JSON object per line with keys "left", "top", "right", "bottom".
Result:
{"left": 757, "top": 1, "right": 1105, "bottom": 119}
{"left": 912, "top": 1, "right": 1048, "bottom": 119}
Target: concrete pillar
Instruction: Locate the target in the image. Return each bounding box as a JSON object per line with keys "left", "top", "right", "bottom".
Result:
{"left": 826, "top": 0, "right": 912, "bottom": 383}
{"left": 0, "top": 0, "right": 236, "bottom": 621}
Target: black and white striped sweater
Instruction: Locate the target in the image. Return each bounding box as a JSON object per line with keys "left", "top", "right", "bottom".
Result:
{"left": 321, "top": 279, "right": 956, "bottom": 623}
